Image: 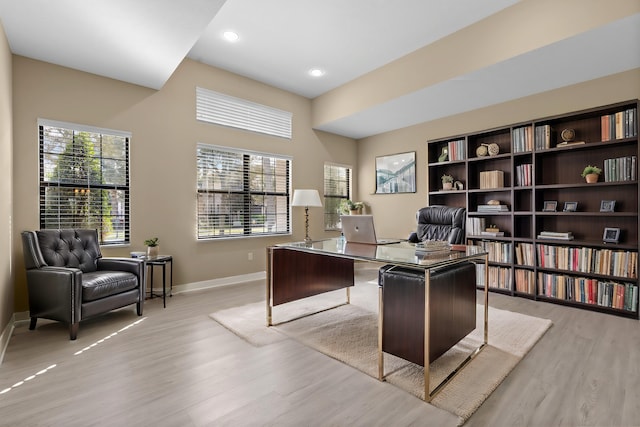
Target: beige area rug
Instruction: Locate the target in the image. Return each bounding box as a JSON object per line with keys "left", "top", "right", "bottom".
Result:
{"left": 210, "top": 280, "right": 552, "bottom": 424}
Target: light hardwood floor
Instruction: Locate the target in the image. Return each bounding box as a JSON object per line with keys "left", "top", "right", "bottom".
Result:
{"left": 1, "top": 268, "right": 639, "bottom": 427}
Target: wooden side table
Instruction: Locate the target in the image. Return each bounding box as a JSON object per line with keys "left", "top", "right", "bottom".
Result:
{"left": 145, "top": 255, "right": 173, "bottom": 308}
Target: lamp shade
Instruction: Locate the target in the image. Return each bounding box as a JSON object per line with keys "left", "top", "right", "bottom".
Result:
{"left": 291, "top": 189, "right": 322, "bottom": 207}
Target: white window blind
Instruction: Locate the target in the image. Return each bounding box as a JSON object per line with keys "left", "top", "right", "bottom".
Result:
{"left": 197, "top": 143, "right": 291, "bottom": 239}
{"left": 324, "top": 163, "right": 351, "bottom": 230}
{"left": 196, "top": 87, "right": 292, "bottom": 139}
{"left": 38, "top": 119, "right": 130, "bottom": 245}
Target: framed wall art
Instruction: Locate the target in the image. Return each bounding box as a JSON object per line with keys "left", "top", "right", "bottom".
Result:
{"left": 375, "top": 151, "right": 416, "bottom": 194}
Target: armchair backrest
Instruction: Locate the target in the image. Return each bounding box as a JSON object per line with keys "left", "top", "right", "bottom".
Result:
{"left": 415, "top": 205, "right": 466, "bottom": 244}
{"left": 22, "top": 229, "right": 102, "bottom": 273}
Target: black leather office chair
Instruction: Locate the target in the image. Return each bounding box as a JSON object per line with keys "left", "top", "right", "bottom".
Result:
{"left": 21, "top": 229, "right": 145, "bottom": 340}
{"left": 408, "top": 205, "right": 466, "bottom": 244}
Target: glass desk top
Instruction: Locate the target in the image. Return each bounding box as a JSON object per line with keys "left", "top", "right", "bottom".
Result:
{"left": 274, "top": 238, "right": 487, "bottom": 269}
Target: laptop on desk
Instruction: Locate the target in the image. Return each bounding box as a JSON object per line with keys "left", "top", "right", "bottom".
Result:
{"left": 340, "top": 215, "right": 403, "bottom": 245}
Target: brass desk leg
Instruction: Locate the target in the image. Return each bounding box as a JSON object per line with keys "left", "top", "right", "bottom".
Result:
{"left": 484, "top": 253, "right": 489, "bottom": 345}
{"left": 424, "top": 270, "right": 431, "bottom": 401}
{"left": 378, "top": 286, "right": 384, "bottom": 381}
{"left": 266, "top": 247, "right": 273, "bottom": 326}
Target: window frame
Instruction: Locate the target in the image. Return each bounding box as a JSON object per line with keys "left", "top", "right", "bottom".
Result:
{"left": 323, "top": 162, "right": 352, "bottom": 231}
{"left": 38, "top": 119, "right": 131, "bottom": 245}
{"left": 196, "top": 143, "right": 292, "bottom": 240}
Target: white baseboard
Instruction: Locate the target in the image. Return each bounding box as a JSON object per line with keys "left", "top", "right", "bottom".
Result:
{"left": 149, "top": 264, "right": 375, "bottom": 295}
{"left": 171, "top": 271, "right": 267, "bottom": 294}
{"left": 0, "top": 314, "right": 16, "bottom": 365}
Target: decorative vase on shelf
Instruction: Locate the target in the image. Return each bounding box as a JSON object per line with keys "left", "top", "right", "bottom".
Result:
{"left": 585, "top": 174, "right": 599, "bottom": 184}
{"left": 147, "top": 245, "right": 159, "bottom": 257}
{"left": 438, "top": 147, "right": 448, "bottom": 162}
{"left": 443, "top": 182, "right": 453, "bottom": 190}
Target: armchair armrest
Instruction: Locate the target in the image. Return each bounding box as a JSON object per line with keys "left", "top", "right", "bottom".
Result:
{"left": 26, "top": 266, "right": 82, "bottom": 323}
{"left": 98, "top": 257, "right": 144, "bottom": 276}
{"left": 97, "top": 257, "right": 145, "bottom": 299}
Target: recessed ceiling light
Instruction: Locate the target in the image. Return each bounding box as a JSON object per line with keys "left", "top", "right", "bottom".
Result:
{"left": 223, "top": 31, "right": 239, "bottom": 42}
{"left": 309, "top": 68, "right": 325, "bottom": 77}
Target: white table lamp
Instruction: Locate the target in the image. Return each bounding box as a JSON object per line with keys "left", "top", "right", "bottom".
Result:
{"left": 291, "top": 189, "right": 323, "bottom": 244}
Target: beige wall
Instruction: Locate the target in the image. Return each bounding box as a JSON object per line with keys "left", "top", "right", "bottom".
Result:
{"left": 0, "top": 22, "right": 13, "bottom": 343}
{"left": 355, "top": 69, "right": 640, "bottom": 239}
{"left": 11, "top": 57, "right": 356, "bottom": 312}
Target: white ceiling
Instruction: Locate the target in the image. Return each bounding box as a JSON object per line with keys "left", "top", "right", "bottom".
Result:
{"left": 1, "top": 0, "right": 639, "bottom": 139}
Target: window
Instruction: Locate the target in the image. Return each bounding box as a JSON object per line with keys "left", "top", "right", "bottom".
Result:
{"left": 197, "top": 143, "right": 291, "bottom": 239}
{"left": 38, "top": 119, "right": 130, "bottom": 245}
{"left": 196, "top": 87, "right": 292, "bottom": 139}
{"left": 324, "top": 163, "right": 351, "bottom": 230}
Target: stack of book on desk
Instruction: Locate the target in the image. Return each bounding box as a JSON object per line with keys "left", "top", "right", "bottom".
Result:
{"left": 415, "top": 240, "right": 450, "bottom": 252}
{"left": 537, "top": 231, "right": 574, "bottom": 240}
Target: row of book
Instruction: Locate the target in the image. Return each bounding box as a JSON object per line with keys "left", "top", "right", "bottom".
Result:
{"left": 515, "top": 268, "right": 536, "bottom": 294}
{"left": 515, "top": 242, "right": 535, "bottom": 266}
{"left": 537, "top": 272, "right": 638, "bottom": 312}
{"left": 515, "top": 163, "right": 532, "bottom": 186}
{"left": 603, "top": 156, "right": 636, "bottom": 182}
{"left": 512, "top": 125, "right": 533, "bottom": 153}
{"left": 475, "top": 264, "right": 513, "bottom": 290}
{"left": 466, "top": 217, "right": 486, "bottom": 236}
{"left": 475, "top": 240, "right": 513, "bottom": 263}
{"left": 534, "top": 124, "right": 552, "bottom": 151}
{"left": 601, "top": 107, "right": 637, "bottom": 141}
{"left": 479, "top": 170, "right": 504, "bottom": 189}
{"left": 536, "top": 244, "right": 638, "bottom": 279}
{"left": 447, "top": 139, "right": 466, "bottom": 161}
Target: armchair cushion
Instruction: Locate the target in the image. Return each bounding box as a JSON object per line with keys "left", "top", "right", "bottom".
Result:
{"left": 82, "top": 271, "right": 139, "bottom": 302}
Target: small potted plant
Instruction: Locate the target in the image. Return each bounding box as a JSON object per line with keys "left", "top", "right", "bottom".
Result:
{"left": 441, "top": 174, "right": 454, "bottom": 190}
{"left": 144, "top": 237, "right": 159, "bottom": 257}
{"left": 581, "top": 165, "right": 602, "bottom": 183}
{"left": 339, "top": 200, "right": 364, "bottom": 215}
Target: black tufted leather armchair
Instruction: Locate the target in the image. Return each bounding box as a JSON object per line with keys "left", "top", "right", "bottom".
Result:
{"left": 21, "top": 229, "right": 145, "bottom": 340}
{"left": 408, "top": 205, "right": 466, "bottom": 244}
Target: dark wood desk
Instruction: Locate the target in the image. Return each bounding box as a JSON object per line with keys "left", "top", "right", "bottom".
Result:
{"left": 266, "top": 239, "right": 488, "bottom": 402}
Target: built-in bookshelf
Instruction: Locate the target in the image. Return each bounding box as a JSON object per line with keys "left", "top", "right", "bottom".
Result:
{"left": 427, "top": 100, "right": 639, "bottom": 318}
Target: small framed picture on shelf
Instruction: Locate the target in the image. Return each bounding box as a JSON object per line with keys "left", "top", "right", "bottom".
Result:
{"left": 600, "top": 200, "right": 616, "bottom": 212}
{"left": 542, "top": 201, "right": 557, "bottom": 212}
{"left": 602, "top": 227, "right": 620, "bottom": 244}
{"left": 563, "top": 202, "right": 578, "bottom": 212}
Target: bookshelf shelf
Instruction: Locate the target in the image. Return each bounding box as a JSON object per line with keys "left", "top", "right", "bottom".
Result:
{"left": 428, "top": 99, "right": 639, "bottom": 318}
